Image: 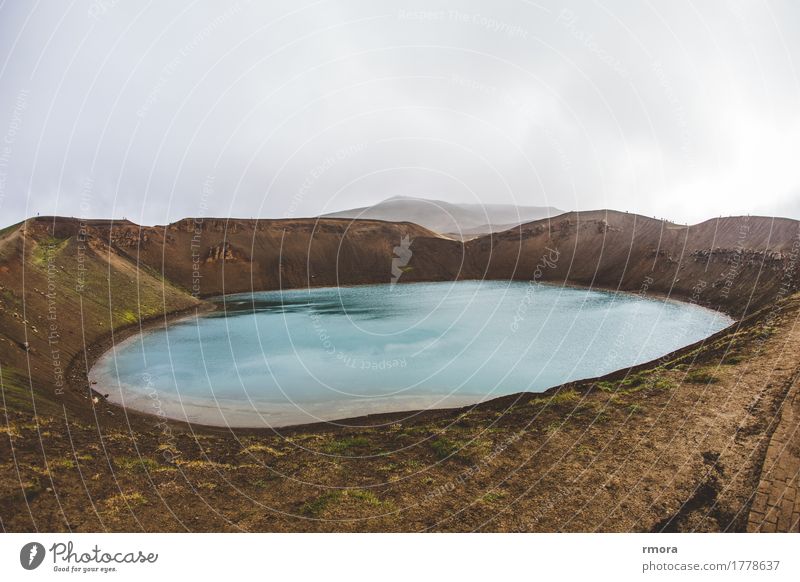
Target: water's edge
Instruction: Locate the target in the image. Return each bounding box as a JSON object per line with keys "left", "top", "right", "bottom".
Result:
{"left": 85, "top": 281, "right": 735, "bottom": 429}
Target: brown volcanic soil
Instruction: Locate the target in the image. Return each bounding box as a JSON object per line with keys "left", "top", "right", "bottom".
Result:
{"left": 439, "top": 210, "right": 799, "bottom": 317}
{"left": 0, "top": 211, "right": 799, "bottom": 532}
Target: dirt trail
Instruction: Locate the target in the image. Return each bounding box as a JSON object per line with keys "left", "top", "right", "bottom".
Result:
{"left": 746, "top": 314, "right": 800, "bottom": 532}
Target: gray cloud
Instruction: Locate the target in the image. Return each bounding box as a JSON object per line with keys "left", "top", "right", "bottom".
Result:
{"left": 1, "top": 0, "right": 798, "bottom": 227}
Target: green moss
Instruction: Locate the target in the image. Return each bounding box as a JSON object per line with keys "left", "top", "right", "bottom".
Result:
{"left": 0, "top": 367, "right": 59, "bottom": 415}
{"left": 113, "top": 456, "right": 162, "bottom": 473}
{"left": 531, "top": 388, "right": 581, "bottom": 406}
{"left": 482, "top": 491, "right": 506, "bottom": 503}
{"left": 595, "top": 380, "right": 617, "bottom": 392}
{"left": 592, "top": 411, "right": 611, "bottom": 424}
{"left": 626, "top": 404, "right": 642, "bottom": 416}
{"left": 596, "top": 373, "right": 674, "bottom": 396}
{"left": 105, "top": 491, "right": 147, "bottom": 514}
{"left": 430, "top": 437, "right": 462, "bottom": 460}
{"left": 111, "top": 309, "right": 142, "bottom": 325}
{"left": 756, "top": 325, "right": 777, "bottom": 339}
{"left": 300, "top": 489, "right": 386, "bottom": 517}
{"left": 175, "top": 459, "right": 234, "bottom": 471}
{"left": 323, "top": 436, "right": 372, "bottom": 455}
{"left": 544, "top": 421, "right": 563, "bottom": 434}
{"left": 50, "top": 458, "right": 76, "bottom": 469}
{"left": 650, "top": 378, "right": 676, "bottom": 391}
{"left": 685, "top": 370, "right": 720, "bottom": 384}
{"left": 239, "top": 443, "right": 284, "bottom": 456}
{"left": 31, "top": 236, "right": 69, "bottom": 267}
{"left": 0, "top": 424, "right": 21, "bottom": 438}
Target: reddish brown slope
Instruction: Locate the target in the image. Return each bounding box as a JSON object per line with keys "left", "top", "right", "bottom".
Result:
{"left": 0, "top": 216, "right": 446, "bottom": 416}
{"left": 402, "top": 210, "right": 799, "bottom": 317}
{"left": 1, "top": 211, "right": 800, "bottom": 533}
{"left": 24, "top": 211, "right": 798, "bottom": 317}
{"left": 0, "top": 218, "right": 200, "bottom": 416}
{"left": 1, "top": 210, "right": 798, "bottom": 421}
{"left": 85, "top": 217, "right": 442, "bottom": 296}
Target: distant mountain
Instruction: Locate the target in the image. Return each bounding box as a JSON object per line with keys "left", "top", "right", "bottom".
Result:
{"left": 322, "top": 196, "right": 563, "bottom": 236}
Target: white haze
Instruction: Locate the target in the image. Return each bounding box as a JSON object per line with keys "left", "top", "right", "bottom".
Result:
{"left": 0, "top": 0, "right": 798, "bottom": 228}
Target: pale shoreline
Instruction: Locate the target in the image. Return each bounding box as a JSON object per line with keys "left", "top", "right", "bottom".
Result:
{"left": 88, "top": 281, "right": 734, "bottom": 429}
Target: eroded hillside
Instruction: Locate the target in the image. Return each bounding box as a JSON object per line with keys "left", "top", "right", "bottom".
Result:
{"left": 0, "top": 211, "right": 799, "bottom": 532}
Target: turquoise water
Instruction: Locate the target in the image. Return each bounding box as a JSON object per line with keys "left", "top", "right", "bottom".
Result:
{"left": 92, "top": 281, "right": 731, "bottom": 427}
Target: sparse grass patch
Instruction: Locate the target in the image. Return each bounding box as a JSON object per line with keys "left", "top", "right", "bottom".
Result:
{"left": 300, "top": 492, "right": 338, "bottom": 517}
{"left": 591, "top": 411, "right": 611, "bottom": 424}
{"left": 756, "top": 325, "right": 777, "bottom": 339}
{"left": 0, "top": 288, "right": 20, "bottom": 309}
{"left": 532, "top": 388, "right": 580, "bottom": 406}
{"left": 544, "top": 421, "right": 563, "bottom": 434}
{"left": 0, "top": 424, "right": 21, "bottom": 438}
{"left": 50, "top": 458, "right": 76, "bottom": 469}
{"left": 0, "top": 369, "right": 46, "bottom": 415}
{"left": 31, "top": 236, "right": 69, "bottom": 267}
{"left": 239, "top": 443, "right": 284, "bottom": 456}
{"left": 155, "top": 443, "right": 181, "bottom": 459}
{"left": 650, "top": 378, "right": 676, "bottom": 391}
{"left": 20, "top": 418, "right": 53, "bottom": 430}
{"left": 482, "top": 491, "right": 506, "bottom": 503}
{"left": 685, "top": 370, "right": 720, "bottom": 385}
{"left": 606, "top": 393, "right": 625, "bottom": 407}
{"left": 175, "top": 459, "right": 234, "bottom": 471}
{"left": 322, "top": 436, "right": 372, "bottom": 455}
{"left": 116, "top": 310, "right": 139, "bottom": 324}
{"left": 596, "top": 373, "right": 674, "bottom": 396}
{"left": 105, "top": 491, "right": 147, "bottom": 514}
{"left": 623, "top": 373, "right": 647, "bottom": 387}
{"left": 430, "top": 437, "right": 462, "bottom": 460}
{"left": 26, "top": 463, "right": 51, "bottom": 477}
{"left": 113, "top": 456, "right": 161, "bottom": 473}
{"left": 454, "top": 411, "right": 473, "bottom": 425}
{"left": 626, "top": 404, "right": 642, "bottom": 416}
{"left": 300, "top": 489, "right": 387, "bottom": 517}
{"left": 251, "top": 475, "right": 280, "bottom": 488}
{"left": 595, "top": 380, "right": 617, "bottom": 393}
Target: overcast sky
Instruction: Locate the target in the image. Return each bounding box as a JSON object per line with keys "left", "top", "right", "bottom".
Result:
{"left": 0, "top": 0, "right": 798, "bottom": 228}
